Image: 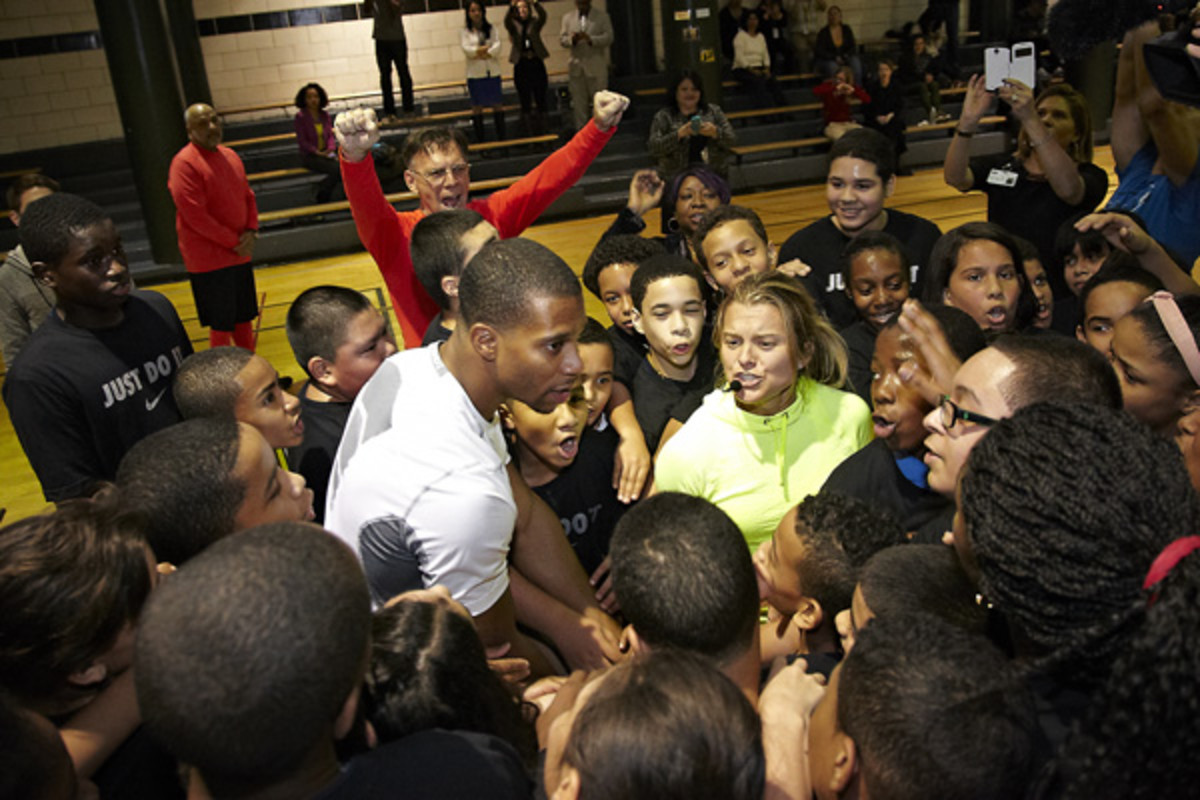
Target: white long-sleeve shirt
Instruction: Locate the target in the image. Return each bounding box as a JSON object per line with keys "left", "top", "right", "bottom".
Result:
{"left": 462, "top": 25, "right": 502, "bottom": 80}
{"left": 732, "top": 29, "right": 770, "bottom": 70}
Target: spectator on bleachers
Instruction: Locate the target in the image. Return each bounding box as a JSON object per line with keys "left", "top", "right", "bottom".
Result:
{"left": 604, "top": 165, "right": 731, "bottom": 264}
{"left": 813, "top": 5, "right": 862, "bottom": 85}
{"left": 719, "top": 0, "right": 750, "bottom": 64}
{"left": 944, "top": 79, "right": 1108, "bottom": 278}
{"left": 761, "top": 0, "right": 798, "bottom": 75}
{"left": 463, "top": 2, "right": 506, "bottom": 143}
{"left": 733, "top": 11, "right": 787, "bottom": 109}
{"left": 898, "top": 34, "right": 949, "bottom": 124}
{"left": 863, "top": 58, "right": 908, "bottom": 170}
{"left": 505, "top": 0, "right": 550, "bottom": 136}
{"left": 293, "top": 82, "right": 341, "bottom": 204}
{"left": 814, "top": 66, "right": 869, "bottom": 141}
{"left": 0, "top": 173, "right": 57, "bottom": 366}
{"left": 370, "top": 0, "right": 414, "bottom": 123}
{"left": 560, "top": 0, "right": 613, "bottom": 130}
{"left": 647, "top": 70, "right": 736, "bottom": 180}
{"left": 923, "top": 0, "right": 960, "bottom": 75}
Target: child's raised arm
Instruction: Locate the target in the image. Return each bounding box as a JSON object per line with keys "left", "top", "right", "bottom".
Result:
{"left": 1074, "top": 212, "right": 1200, "bottom": 297}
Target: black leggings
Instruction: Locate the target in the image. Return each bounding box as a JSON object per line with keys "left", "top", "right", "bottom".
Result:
{"left": 514, "top": 58, "right": 548, "bottom": 115}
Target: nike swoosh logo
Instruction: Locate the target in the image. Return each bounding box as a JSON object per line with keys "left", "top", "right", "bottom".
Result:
{"left": 145, "top": 388, "right": 168, "bottom": 412}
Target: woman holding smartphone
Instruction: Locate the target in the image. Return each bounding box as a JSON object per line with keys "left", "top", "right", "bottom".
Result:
{"left": 648, "top": 69, "right": 737, "bottom": 180}
{"left": 943, "top": 77, "right": 1107, "bottom": 300}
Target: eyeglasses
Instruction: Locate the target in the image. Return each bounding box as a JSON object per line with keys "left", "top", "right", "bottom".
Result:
{"left": 411, "top": 163, "right": 470, "bottom": 184}
{"left": 938, "top": 395, "right": 1000, "bottom": 429}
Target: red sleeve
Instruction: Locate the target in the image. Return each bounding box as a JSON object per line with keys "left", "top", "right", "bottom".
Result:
{"left": 854, "top": 86, "right": 871, "bottom": 104}
{"left": 813, "top": 82, "right": 833, "bottom": 99}
{"left": 342, "top": 155, "right": 437, "bottom": 348}
{"left": 480, "top": 119, "right": 616, "bottom": 238}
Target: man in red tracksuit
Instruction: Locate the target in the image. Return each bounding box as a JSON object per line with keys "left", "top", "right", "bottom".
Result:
{"left": 336, "top": 90, "right": 629, "bottom": 348}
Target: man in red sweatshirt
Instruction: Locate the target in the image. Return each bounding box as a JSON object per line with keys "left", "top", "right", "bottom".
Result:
{"left": 168, "top": 103, "right": 259, "bottom": 350}
{"left": 336, "top": 90, "right": 629, "bottom": 348}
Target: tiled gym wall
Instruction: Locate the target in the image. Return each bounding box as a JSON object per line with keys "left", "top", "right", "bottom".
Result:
{"left": 0, "top": 0, "right": 953, "bottom": 155}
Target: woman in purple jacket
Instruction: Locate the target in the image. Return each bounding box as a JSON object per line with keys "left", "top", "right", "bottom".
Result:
{"left": 294, "top": 82, "right": 341, "bottom": 203}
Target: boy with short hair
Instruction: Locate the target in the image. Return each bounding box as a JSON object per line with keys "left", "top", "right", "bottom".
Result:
{"left": 609, "top": 492, "right": 762, "bottom": 700}
{"left": 1, "top": 172, "right": 59, "bottom": 365}
{"left": 117, "top": 418, "right": 314, "bottom": 565}
{"left": 135, "top": 522, "right": 532, "bottom": 799}
{"left": 823, "top": 304, "right": 986, "bottom": 536}
{"left": 285, "top": 285, "right": 396, "bottom": 521}
{"left": 779, "top": 128, "right": 941, "bottom": 328}
{"left": 835, "top": 231, "right": 912, "bottom": 402}
{"left": 621, "top": 254, "right": 716, "bottom": 451}
{"left": 410, "top": 208, "right": 498, "bottom": 346}
{"left": 504, "top": 380, "right": 626, "bottom": 577}
{"left": 581, "top": 232, "right": 661, "bottom": 374}
{"left": 3, "top": 193, "right": 193, "bottom": 502}
{"left": 808, "top": 613, "right": 1036, "bottom": 800}
{"left": 691, "top": 205, "right": 778, "bottom": 295}
{"left": 835, "top": 544, "right": 988, "bottom": 654}
{"left": 173, "top": 346, "right": 303, "bottom": 450}
{"left": 753, "top": 492, "right": 906, "bottom": 668}
{"left": 577, "top": 317, "right": 615, "bottom": 429}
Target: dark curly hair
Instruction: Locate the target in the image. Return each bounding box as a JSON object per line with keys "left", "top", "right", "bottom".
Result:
{"left": 293, "top": 82, "right": 329, "bottom": 110}
{"left": 1056, "top": 547, "right": 1200, "bottom": 800}
{"left": 960, "top": 402, "right": 1200, "bottom": 688}
{"left": 582, "top": 233, "right": 664, "bottom": 298}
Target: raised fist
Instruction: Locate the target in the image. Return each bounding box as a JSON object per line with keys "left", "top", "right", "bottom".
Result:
{"left": 334, "top": 107, "right": 381, "bottom": 164}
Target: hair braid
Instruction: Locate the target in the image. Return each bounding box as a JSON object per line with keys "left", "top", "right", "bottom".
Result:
{"left": 1058, "top": 553, "right": 1200, "bottom": 799}
{"left": 960, "top": 402, "right": 1200, "bottom": 687}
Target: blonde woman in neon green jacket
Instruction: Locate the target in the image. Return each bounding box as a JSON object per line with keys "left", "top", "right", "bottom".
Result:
{"left": 654, "top": 272, "right": 872, "bottom": 552}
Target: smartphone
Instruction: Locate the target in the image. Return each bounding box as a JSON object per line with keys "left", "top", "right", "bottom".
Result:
{"left": 1008, "top": 42, "right": 1037, "bottom": 91}
{"left": 690, "top": 114, "right": 702, "bottom": 133}
{"left": 985, "top": 42, "right": 1037, "bottom": 91}
{"left": 984, "top": 46, "right": 1009, "bottom": 91}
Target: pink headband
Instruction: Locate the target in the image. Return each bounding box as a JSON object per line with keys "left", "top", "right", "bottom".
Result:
{"left": 1143, "top": 535, "right": 1200, "bottom": 606}
{"left": 1150, "top": 291, "right": 1200, "bottom": 387}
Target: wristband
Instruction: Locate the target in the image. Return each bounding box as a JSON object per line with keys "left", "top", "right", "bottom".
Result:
{"left": 954, "top": 128, "right": 975, "bottom": 138}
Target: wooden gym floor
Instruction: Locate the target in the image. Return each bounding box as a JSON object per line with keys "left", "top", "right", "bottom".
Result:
{"left": 0, "top": 149, "right": 1117, "bottom": 524}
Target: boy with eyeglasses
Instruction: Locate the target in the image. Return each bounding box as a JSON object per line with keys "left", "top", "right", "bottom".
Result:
{"left": 335, "top": 90, "right": 630, "bottom": 348}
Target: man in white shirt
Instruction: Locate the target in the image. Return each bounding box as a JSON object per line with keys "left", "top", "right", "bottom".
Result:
{"left": 326, "top": 237, "right": 622, "bottom": 678}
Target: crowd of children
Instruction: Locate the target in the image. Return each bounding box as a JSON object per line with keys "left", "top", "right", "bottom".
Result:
{"left": 4, "top": 27, "right": 1200, "bottom": 796}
